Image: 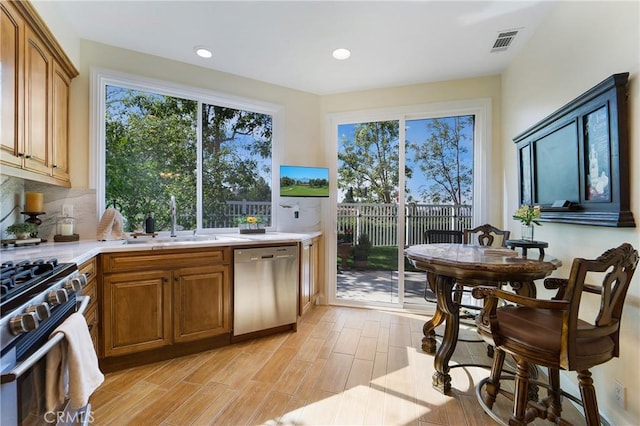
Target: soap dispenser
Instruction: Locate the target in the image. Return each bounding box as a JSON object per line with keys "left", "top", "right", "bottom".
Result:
{"left": 145, "top": 213, "right": 155, "bottom": 233}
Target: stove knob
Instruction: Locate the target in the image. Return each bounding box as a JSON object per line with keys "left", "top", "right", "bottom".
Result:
{"left": 65, "top": 277, "right": 83, "bottom": 294}
{"left": 26, "top": 303, "right": 51, "bottom": 321}
{"left": 75, "top": 274, "right": 88, "bottom": 287}
{"left": 9, "top": 312, "right": 39, "bottom": 335}
{"left": 47, "top": 288, "right": 69, "bottom": 306}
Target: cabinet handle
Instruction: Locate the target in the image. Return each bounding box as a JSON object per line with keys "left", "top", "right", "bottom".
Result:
{"left": 24, "top": 154, "right": 31, "bottom": 159}
{"left": 52, "top": 164, "right": 59, "bottom": 168}
{"left": 18, "top": 152, "right": 25, "bottom": 157}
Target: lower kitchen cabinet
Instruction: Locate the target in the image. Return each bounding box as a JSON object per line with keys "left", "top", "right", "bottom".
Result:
{"left": 103, "top": 270, "right": 172, "bottom": 357}
{"left": 78, "top": 257, "right": 99, "bottom": 351}
{"left": 100, "top": 249, "right": 230, "bottom": 358}
{"left": 173, "top": 264, "right": 230, "bottom": 343}
{"left": 300, "top": 236, "right": 320, "bottom": 316}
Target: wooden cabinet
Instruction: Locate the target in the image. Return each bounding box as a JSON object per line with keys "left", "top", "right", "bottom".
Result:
{"left": 79, "top": 257, "right": 99, "bottom": 352}
{"left": 0, "top": 1, "right": 77, "bottom": 186}
{"left": 103, "top": 270, "right": 172, "bottom": 356}
{"left": 23, "top": 23, "right": 52, "bottom": 176}
{"left": 1, "top": 1, "right": 24, "bottom": 169}
{"left": 51, "top": 62, "right": 71, "bottom": 181}
{"left": 101, "top": 248, "right": 231, "bottom": 357}
{"left": 173, "top": 264, "right": 230, "bottom": 343}
{"left": 300, "top": 236, "right": 320, "bottom": 316}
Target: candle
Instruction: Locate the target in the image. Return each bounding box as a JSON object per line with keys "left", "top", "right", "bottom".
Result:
{"left": 25, "top": 193, "right": 44, "bottom": 212}
{"left": 60, "top": 223, "right": 74, "bottom": 236}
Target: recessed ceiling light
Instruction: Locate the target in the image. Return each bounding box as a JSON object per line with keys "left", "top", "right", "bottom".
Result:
{"left": 332, "top": 48, "right": 351, "bottom": 60}
{"left": 194, "top": 46, "right": 213, "bottom": 58}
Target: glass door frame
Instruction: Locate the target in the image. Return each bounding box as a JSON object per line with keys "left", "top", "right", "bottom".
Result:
{"left": 324, "top": 99, "right": 493, "bottom": 310}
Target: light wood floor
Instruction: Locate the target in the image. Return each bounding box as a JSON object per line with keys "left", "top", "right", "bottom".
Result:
{"left": 89, "top": 305, "right": 585, "bottom": 425}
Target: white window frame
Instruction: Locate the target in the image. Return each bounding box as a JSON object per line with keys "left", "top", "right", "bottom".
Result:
{"left": 324, "top": 98, "right": 492, "bottom": 308}
{"left": 89, "top": 67, "right": 284, "bottom": 232}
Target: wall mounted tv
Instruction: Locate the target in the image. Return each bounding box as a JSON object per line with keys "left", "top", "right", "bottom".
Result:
{"left": 280, "top": 165, "right": 330, "bottom": 197}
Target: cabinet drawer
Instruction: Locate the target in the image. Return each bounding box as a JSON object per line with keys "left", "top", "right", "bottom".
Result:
{"left": 102, "top": 248, "right": 229, "bottom": 273}
{"left": 79, "top": 257, "right": 96, "bottom": 281}
{"left": 84, "top": 302, "right": 98, "bottom": 328}
{"left": 83, "top": 280, "right": 97, "bottom": 309}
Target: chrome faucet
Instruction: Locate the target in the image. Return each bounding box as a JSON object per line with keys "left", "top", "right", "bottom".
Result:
{"left": 169, "top": 195, "right": 177, "bottom": 237}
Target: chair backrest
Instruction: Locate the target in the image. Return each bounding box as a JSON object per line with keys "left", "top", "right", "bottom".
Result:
{"left": 424, "top": 229, "right": 463, "bottom": 244}
{"left": 463, "top": 223, "right": 510, "bottom": 247}
{"left": 561, "top": 243, "right": 638, "bottom": 367}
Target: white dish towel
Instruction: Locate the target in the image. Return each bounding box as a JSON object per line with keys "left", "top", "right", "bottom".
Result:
{"left": 96, "top": 207, "right": 125, "bottom": 240}
{"left": 46, "top": 313, "right": 104, "bottom": 411}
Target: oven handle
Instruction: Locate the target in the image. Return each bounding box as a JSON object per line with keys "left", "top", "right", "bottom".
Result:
{"left": 1, "top": 296, "right": 91, "bottom": 384}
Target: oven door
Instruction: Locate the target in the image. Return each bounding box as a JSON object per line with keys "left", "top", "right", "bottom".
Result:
{"left": 1, "top": 296, "right": 91, "bottom": 426}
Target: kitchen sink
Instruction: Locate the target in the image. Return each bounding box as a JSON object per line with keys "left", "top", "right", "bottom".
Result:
{"left": 124, "top": 235, "right": 248, "bottom": 245}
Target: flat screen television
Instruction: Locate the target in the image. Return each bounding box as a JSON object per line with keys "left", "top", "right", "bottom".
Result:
{"left": 280, "top": 165, "right": 330, "bottom": 197}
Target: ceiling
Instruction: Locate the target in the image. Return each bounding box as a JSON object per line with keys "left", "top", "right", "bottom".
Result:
{"left": 45, "top": 1, "right": 557, "bottom": 95}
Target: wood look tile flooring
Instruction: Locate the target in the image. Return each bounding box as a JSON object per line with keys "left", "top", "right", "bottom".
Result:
{"left": 90, "top": 305, "right": 585, "bottom": 425}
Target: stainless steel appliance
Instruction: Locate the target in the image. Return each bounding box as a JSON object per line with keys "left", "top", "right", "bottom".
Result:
{"left": 1, "top": 258, "right": 90, "bottom": 425}
{"left": 233, "top": 246, "right": 298, "bottom": 336}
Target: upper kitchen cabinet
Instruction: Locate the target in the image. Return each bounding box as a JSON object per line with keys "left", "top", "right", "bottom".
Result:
{"left": 0, "top": 0, "right": 78, "bottom": 186}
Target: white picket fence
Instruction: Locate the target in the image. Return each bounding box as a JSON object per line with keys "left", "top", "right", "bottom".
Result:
{"left": 337, "top": 202, "right": 472, "bottom": 247}
{"left": 202, "top": 200, "right": 272, "bottom": 228}
{"left": 202, "top": 200, "right": 472, "bottom": 246}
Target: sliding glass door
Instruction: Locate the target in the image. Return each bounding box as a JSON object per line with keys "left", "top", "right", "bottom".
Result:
{"left": 329, "top": 100, "right": 489, "bottom": 310}
{"left": 336, "top": 120, "right": 401, "bottom": 304}
{"left": 403, "top": 116, "right": 475, "bottom": 306}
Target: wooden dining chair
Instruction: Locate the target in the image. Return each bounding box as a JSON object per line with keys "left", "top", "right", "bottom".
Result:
{"left": 457, "top": 224, "right": 511, "bottom": 314}
{"left": 424, "top": 229, "right": 463, "bottom": 244}
{"left": 472, "top": 243, "right": 638, "bottom": 426}
{"left": 463, "top": 223, "right": 510, "bottom": 247}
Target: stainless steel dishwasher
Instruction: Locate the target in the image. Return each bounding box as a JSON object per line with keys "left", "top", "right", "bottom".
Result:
{"left": 233, "top": 245, "right": 299, "bottom": 336}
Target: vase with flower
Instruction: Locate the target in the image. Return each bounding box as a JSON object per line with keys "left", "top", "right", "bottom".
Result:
{"left": 236, "top": 215, "right": 266, "bottom": 234}
{"left": 513, "top": 205, "right": 542, "bottom": 241}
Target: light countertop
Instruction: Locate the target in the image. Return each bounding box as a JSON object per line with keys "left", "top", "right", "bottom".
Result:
{"left": 0, "top": 231, "right": 322, "bottom": 266}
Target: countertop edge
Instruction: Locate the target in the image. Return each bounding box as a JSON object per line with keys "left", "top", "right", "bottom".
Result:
{"left": 0, "top": 231, "right": 322, "bottom": 265}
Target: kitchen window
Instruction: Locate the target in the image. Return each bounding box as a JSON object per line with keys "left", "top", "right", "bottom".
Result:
{"left": 91, "top": 69, "right": 282, "bottom": 232}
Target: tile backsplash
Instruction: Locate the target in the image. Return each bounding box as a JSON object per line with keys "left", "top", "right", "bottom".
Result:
{"left": 1, "top": 176, "right": 97, "bottom": 242}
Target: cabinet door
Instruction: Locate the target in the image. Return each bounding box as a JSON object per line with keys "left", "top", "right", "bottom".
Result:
{"left": 0, "top": 2, "right": 24, "bottom": 167}
{"left": 310, "top": 237, "right": 320, "bottom": 300}
{"left": 23, "top": 24, "right": 51, "bottom": 176}
{"left": 103, "top": 270, "right": 171, "bottom": 356}
{"left": 173, "top": 265, "right": 230, "bottom": 343}
{"left": 51, "top": 62, "right": 71, "bottom": 181}
{"left": 300, "top": 241, "right": 312, "bottom": 315}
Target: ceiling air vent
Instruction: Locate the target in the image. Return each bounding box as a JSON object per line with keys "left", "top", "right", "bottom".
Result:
{"left": 491, "top": 30, "right": 519, "bottom": 52}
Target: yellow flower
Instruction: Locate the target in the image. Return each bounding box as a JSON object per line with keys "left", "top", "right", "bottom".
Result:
{"left": 513, "top": 205, "right": 542, "bottom": 226}
{"left": 236, "top": 215, "right": 264, "bottom": 226}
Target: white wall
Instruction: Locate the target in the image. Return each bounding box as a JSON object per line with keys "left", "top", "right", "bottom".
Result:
{"left": 501, "top": 1, "right": 640, "bottom": 424}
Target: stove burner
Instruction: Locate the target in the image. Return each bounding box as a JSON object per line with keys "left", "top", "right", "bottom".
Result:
{"left": 0, "top": 259, "right": 75, "bottom": 317}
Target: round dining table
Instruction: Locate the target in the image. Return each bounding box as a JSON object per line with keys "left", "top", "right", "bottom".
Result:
{"left": 404, "top": 243, "right": 561, "bottom": 393}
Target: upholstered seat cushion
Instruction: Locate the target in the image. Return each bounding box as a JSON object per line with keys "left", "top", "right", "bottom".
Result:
{"left": 496, "top": 306, "right": 615, "bottom": 363}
